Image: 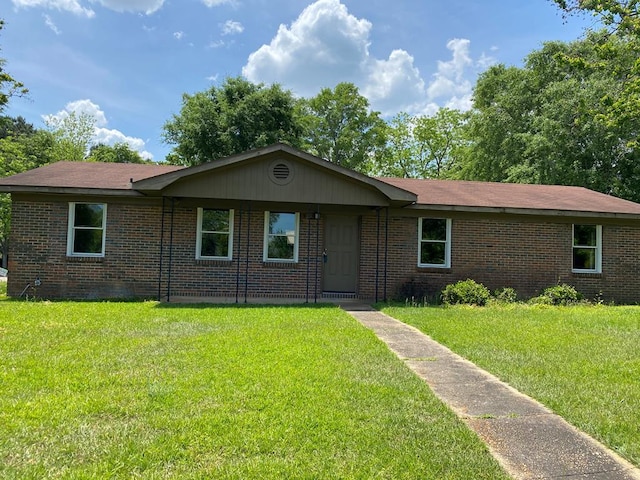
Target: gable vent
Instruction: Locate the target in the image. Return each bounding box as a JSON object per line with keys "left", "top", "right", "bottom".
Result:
{"left": 269, "top": 160, "right": 294, "bottom": 185}
{"left": 272, "top": 163, "right": 290, "bottom": 180}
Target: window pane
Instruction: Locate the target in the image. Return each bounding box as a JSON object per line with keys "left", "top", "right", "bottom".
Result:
{"left": 202, "top": 209, "right": 229, "bottom": 233}
{"left": 74, "top": 229, "right": 103, "bottom": 254}
{"left": 201, "top": 233, "right": 229, "bottom": 257}
{"left": 421, "top": 242, "right": 446, "bottom": 265}
{"left": 268, "top": 236, "right": 294, "bottom": 260}
{"left": 573, "top": 248, "right": 596, "bottom": 270}
{"left": 421, "top": 218, "right": 447, "bottom": 241}
{"left": 574, "top": 225, "right": 597, "bottom": 246}
{"left": 74, "top": 204, "right": 104, "bottom": 227}
{"left": 269, "top": 213, "right": 295, "bottom": 235}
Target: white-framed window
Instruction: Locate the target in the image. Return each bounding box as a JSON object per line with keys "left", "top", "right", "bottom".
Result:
{"left": 572, "top": 224, "right": 602, "bottom": 273}
{"left": 418, "top": 218, "right": 451, "bottom": 268}
{"left": 196, "top": 208, "right": 234, "bottom": 260}
{"left": 67, "top": 202, "right": 107, "bottom": 257}
{"left": 264, "top": 212, "right": 299, "bottom": 262}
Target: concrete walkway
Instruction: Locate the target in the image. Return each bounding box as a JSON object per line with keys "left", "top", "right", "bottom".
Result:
{"left": 343, "top": 305, "right": 640, "bottom": 480}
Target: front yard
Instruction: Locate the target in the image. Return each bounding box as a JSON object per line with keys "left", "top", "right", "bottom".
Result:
{"left": 0, "top": 301, "right": 507, "bottom": 479}
{"left": 383, "top": 304, "right": 640, "bottom": 467}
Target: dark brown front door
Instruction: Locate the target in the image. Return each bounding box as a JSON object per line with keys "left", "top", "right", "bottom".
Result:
{"left": 323, "top": 216, "right": 359, "bottom": 293}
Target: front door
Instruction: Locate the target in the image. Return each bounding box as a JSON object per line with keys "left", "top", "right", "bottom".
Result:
{"left": 323, "top": 215, "right": 359, "bottom": 293}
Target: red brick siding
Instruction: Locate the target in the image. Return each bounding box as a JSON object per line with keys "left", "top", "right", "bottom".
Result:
{"left": 8, "top": 198, "right": 640, "bottom": 303}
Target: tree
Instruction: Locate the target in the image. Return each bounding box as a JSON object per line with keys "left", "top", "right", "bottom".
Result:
{"left": 163, "top": 77, "right": 304, "bottom": 166}
{"left": 457, "top": 32, "right": 640, "bottom": 201}
{"left": 45, "top": 110, "right": 96, "bottom": 162}
{"left": 86, "top": 143, "right": 147, "bottom": 163}
{"left": 0, "top": 20, "right": 28, "bottom": 112}
{"left": 297, "top": 82, "right": 386, "bottom": 173}
{"left": 376, "top": 109, "right": 466, "bottom": 178}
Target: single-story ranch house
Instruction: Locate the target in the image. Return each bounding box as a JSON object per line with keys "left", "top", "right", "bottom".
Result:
{"left": 2, "top": 143, "right": 640, "bottom": 303}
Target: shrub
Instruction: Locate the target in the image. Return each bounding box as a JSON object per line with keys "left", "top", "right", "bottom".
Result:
{"left": 441, "top": 279, "right": 491, "bottom": 306}
{"left": 494, "top": 287, "right": 518, "bottom": 303}
{"left": 535, "top": 284, "right": 582, "bottom": 306}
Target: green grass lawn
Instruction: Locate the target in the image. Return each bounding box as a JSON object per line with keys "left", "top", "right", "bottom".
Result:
{"left": 0, "top": 301, "right": 508, "bottom": 479}
{"left": 383, "top": 304, "right": 640, "bottom": 467}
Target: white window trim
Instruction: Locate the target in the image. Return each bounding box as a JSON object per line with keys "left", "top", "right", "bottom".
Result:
{"left": 196, "top": 208, "right": 234, "bottom": 260}
{"left": 66, "top": 202, "right": 107, "bottom": 257}
{"left": 263, "top": 211, "right": 300, "bottom": 263}
{"left": 417, "top": 217, "right": 451, "bottom": 268}
{"left": 572, "top": 224, "right": 602, "bottom": 273}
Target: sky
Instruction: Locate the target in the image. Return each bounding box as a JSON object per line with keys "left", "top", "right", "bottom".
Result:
{"left": 2, "top": 0, "right": 596, "bottom": 162}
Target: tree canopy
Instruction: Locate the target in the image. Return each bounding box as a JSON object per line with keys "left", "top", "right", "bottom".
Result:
{"left": 163, "top": 77, "right": 304, "bottom": 166}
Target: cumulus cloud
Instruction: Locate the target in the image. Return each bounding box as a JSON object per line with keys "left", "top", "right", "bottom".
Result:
{"left": 96, "top": 0, "right": 164, "bottom": 14}
{"left": 222, "top": 20, "right": 243, "bottom": 35}
{"left": 43, "top": 100, "right": 153, "bottom": 160}
{"left": 243, "top": 0, "right": 492, "bottom": 116}
{"left": 12, "top": 0, "right": 95, "bottom": 17}
{"left": 201, "top": 0, "right": 236, "bottom": 6}
{"left": 173, "top": 31, "right": 185, "bottom": 40}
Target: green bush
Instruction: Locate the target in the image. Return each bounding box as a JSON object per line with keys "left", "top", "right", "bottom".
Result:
{"left": 441, "top": 279, "right": 491, "bottom": 306}
{"left": 533, "top": 284, "right": 582, "bottom": 306}
{"left": 493, "top": 287, "right": 518, "bottom": 303}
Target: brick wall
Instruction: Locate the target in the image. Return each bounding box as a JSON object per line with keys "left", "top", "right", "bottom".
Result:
{"left": 8, "top": 197, "right": 640, "bottom": 303}
{"left": 361, "top": 213, "right": 640, "bottom": 304}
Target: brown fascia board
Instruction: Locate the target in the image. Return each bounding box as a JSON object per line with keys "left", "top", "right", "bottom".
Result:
{"left": 0, "top": 185, "right": 144, "bottom": 196}
{"left": 132, "top": 143, "right": 418, "bottom": 205}
{"left": 405, "top": 203, "right": 640, "bottom": 220}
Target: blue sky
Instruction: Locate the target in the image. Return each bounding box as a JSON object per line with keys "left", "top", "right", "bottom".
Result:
{"left": 2, "top": 0, "right": 595, "bottom": 161}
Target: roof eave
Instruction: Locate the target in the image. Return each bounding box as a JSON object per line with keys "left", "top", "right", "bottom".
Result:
{"left": 0, "top": 186, "right": 142, "bottom": 196}
{"left": 407, "top": 203, "right": 640, "bottom": 219}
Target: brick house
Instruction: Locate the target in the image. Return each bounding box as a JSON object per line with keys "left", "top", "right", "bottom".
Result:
{"left": 2, "top": 143, "right": 640, "bottom": 303}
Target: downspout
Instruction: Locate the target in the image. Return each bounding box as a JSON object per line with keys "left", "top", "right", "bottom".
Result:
{"left": 166, "top": 197, "right": 175, "bottom": 303}
{"left": 244, "top": 202, "right": 251, "bottom": 303}
{"left": 157, "top": 196, "right": 166, "bottom": 301}
{"left": 384, "top": 207, "right": 389, "bottom": 302}
{"left": 235, "top": 207, "right": 242, "bottom": 304}
{"left": 375, "top": 208, "right": 380, "bottom": 303}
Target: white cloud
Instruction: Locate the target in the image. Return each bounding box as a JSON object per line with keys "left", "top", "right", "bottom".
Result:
{"left": 201, "top": 0, "right": 236, "bottom": 6}
{"left": 12, "top": 0, "right": 165, "bottom": 15}
{"left": 12, "top": 0, "right": 95, "bottom": 17}
{"left": 222, "top": 20, "right": 243, "bottom": 35}
{"left": 43, "top": 100, "right": 153, "bottom": 160}
{"left": 96, "top": 0, "right": 165, "bottom": 14}
{"left": 173, "top": 31, "right": 184, "bottom": 40}
{"left": 43, "top": 14, "right": 61, "bottom": 34}
{"left": 243, "top": 0, "right": 493, "bottom": 117}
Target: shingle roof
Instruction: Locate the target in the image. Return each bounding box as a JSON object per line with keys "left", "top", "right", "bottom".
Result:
{"left": 0, "top": 161, "right": 184, "bottom": 191}
{"left": 379, "top": 177, "right": 640, "bottom": 216}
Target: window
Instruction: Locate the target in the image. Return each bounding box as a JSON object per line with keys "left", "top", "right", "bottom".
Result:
{"left": 196, "top": 208, "right": 234, "bottom": 260}
{"left": 67, "top": 202, "right": 107, "bottom": 257}
{"left": 418, "top": 218, "right": 451, "bottom": 268}
{"left": 264, "top": 212, "right": 299, "bottom": 262}
{"left": 573, "top": 224, "right": 601, "bottom": 273}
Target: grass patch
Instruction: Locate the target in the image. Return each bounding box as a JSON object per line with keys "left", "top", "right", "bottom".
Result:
{"left": 0, "top": 302, "right": 508, "bottom": 479}
{"left": 383, "top": 304, "right": 640, "bottom": 466}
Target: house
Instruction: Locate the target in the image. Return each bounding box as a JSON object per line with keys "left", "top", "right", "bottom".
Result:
{"left": 1, "top": 143, "right": 640, "bottom": 303}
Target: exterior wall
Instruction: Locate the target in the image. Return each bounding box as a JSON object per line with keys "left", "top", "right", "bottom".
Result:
{"left": 159, "top": 205, "right": 323, "bottom": 301}
{"left": 360, "top": 213, "right": 640, "bottom": 304}
{"left": 8, "top": 198, "right": 162, "bottom": 299}
{"left": 8, "top": 196, "right": 640, "bottom": 304}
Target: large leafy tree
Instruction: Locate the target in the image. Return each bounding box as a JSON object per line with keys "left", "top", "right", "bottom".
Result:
{"left": 297, "top": 82, "right": 386, "bottom": 173}
{"left": 86, "top": 143, "right": 147, "bottom": 163}
{"left": 376, "top": 109, "right": 466, "bottom": 178}
{"left": 457, "top": 32, "right": 640, "bottom": 201}
{"left": 0, "top": 20, "right": 28, "bottom": 112}
{"left": 163, "top": 77, "right": 304, "bottom": 166}
{"left": 45, "top": 110, "right": 96, "bottom": 162}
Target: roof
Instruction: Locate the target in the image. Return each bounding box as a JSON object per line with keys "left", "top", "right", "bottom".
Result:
{"left": 0, "top": 162, "right": 184, "bottom": 195}
{"left": 1, "top": 149, "right": 640, "bottom": 218}
{"left": 379, "top": 177, "right": 640, "bottom": 217}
